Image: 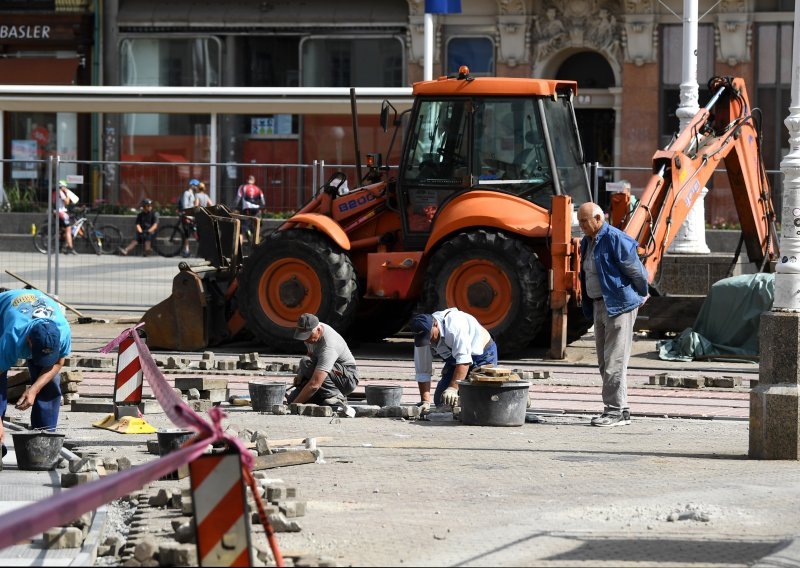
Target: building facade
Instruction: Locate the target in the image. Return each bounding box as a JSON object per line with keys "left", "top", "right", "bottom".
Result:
{"left": 1, "top": 0, "right": 794, "bottom": 219}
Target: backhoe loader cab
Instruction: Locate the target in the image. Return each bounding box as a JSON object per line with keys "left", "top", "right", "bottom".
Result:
{"left": 395, "top": 73, "right": 592, "bottom": 243}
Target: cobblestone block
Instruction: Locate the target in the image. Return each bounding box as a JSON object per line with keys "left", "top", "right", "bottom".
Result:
{"left": 134, "top": 536, "right": 159, "bottom": 562}
{"left": 43, "top": 526, "right": 84, "bottom": 549}
{"left": 352, "top": 404, "right": 380, "bottom": 417}
{"left": 268, "top": 512, "right": 301, "bottom": 532}
{"left": 148, "top": 488, "right": 171, "bottom": 507}
{"left": 665, "top": 375, "right": 685, "bottom": 387}
{"left": 174, "top": 520, "right": 196, "bottom": 544}
{"left": 377, "top": 405, "right": 421, "bottom": 419}
{"left": 271, "top": 404, "right": 290, "bottom": 415}
{"left": 159, "top": 543, "right": 197, "bottom": 566}
{"left": 280, "top": 501, "right": 307, "bottom": 518}
{"left": 200, "top": 388, "right": 228, "bottom": 402}
{"left": 70, "top": 398, "right": 114, "bottom": 413}
{"left": 146, "top": 440, "right": 160, "bottom": 455}
{"left": 186, "top": 388, "right": 201, "bottom": 400}
{"left": 310, "top": 405, "right": 333, "bottom": 417}
{"left": 61, "top": 471, "right": 98, "bottom": 488}
{"left": 174, "top": 377, "right": 228, "bottom": 391}
{"left": 683, "top": 377, "right": 705, "bottom": 389}
{"left": 165, "top": 357, "right": 190, "bottom": 370}
{"left": 216, "top": 360, "right": 237, "bottom": 371}
{"left": 103, "top": 534, "right": 125, "bottom": 556}
{"left": 189, "top": 400, "right": 213, "bottom": 413}
{"left": 68, "top": 511, "right": 93, "bottom": 530}
{"left": 68, "top": 457, "right": 97, "bottom": 473}
{"left": 710, "top": 376, "right": 742, "bottom": 388}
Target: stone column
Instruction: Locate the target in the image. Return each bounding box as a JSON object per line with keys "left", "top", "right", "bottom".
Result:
{"left": 749, "top": 0, "right": 800, "bottom": 460}
{"left": 668, "top": 0, "right": 710, "bottom": 255}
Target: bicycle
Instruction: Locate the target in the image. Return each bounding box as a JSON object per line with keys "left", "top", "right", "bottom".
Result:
{"left": 33, "top": 207, "right": 123, "bottom": 255}
{"left": 153, "top": 212, "right": 199, "bottom": 257}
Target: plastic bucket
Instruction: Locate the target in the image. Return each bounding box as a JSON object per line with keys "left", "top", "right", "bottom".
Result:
{"left": 249, "top": 381, "right": 287, "bottom": 411}
{"left": 457, "top": 380, "right": 531, "bottom": 426}
{"left": 365, "top": 384, "right": 403, "bottom": 407}
{"left": 12, "top": 431, "right": 65, "bottom": 471}
{"left": 157, "top": 429, "right": 194, "bottom": 456}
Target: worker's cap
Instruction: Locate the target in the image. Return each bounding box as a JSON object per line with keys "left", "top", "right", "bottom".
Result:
{"left": 294, "top": 313, "right": 320, "bottom": 341}
{"left": 409, "top": 314, "right": 433, "bottom": 347}
{"left": 141, "top": 198, "right": 153, "bottom": 206}
{"left": 29, "top": 319, "right": 60, "bottom": 368}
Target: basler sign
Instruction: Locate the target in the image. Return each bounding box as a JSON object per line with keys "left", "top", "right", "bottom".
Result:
{"left": 0, "top": 15, "right": 92, "bottom": 45}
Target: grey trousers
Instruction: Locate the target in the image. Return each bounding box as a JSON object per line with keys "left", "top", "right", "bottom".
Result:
{"left": 286, "top": 356, "right": 359, "bottom": 405}
{"left": 593, "top": 298, "right": 638, "bottom": 414}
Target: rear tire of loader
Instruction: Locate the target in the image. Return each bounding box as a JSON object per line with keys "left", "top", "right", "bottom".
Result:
{"left": 418, "top": 230, "right": 548, "bottom": 357}
{"left": 237, "top": 229, "right": 360, "bottom": 353}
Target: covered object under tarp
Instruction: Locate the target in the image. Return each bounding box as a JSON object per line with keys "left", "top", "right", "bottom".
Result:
{"left": 657, "top": 273, "right": 774, "bottom": 361}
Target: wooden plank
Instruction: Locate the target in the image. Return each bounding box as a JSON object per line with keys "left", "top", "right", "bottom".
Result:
{"left": 252, "top": 450, "right": 317, "bottom": 471}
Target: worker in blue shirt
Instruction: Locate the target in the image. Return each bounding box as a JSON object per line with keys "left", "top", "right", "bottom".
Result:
{"left": 0, "top": 289, "right": 72, "bottom": 458}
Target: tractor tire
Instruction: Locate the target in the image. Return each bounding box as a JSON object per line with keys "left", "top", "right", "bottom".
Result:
{"left": 237, "top": 229, "right": 359, "bottom": 353}
{"left": 419, "top": 230, "right": 548, "bottom": 357}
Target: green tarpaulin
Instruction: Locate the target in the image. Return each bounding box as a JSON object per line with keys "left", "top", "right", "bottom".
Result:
{"left": 657, "top": 273, "right": 773, "bottom": 361}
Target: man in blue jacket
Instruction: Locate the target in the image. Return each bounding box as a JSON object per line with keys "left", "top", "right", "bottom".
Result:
{"left": 578, "top": 202, "right": 648, "bottom": 427}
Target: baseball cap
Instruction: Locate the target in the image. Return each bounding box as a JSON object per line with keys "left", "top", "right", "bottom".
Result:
{"left": 409, "top": 314, "right": 433, "bottom": 347}
{"left": 189, "top": 179, "right": 200, "bottom": 187}
{"left": 294, "top": 313, "right": 320, "bottom": 341}
{"left": 58, "top": 180, "right": 68, "bottom": 188}
{"left": 29, "top": 319, "right": 60, "bottom": 367}
{"left": 141, "top": 198, "right": 153, "bottom": 206}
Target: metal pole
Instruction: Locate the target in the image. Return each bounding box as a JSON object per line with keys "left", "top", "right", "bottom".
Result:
{"left": 209, "top": 112, "right": 218, "bottom": 204}
{"left": 773, "top": 2, "right": 800, "bottom": 311}
{"left": 424, "top": 13, "right": 434, "bottom": 81}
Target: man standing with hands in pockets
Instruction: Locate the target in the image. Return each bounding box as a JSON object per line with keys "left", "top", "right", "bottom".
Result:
{"left": 578, "top": 202, "right": 648, "bottom": 427}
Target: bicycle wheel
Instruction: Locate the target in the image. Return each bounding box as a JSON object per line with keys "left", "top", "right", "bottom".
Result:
{"left": 33, "top": 221, "right": 58, "bottom": 254}
{"left": 154, "top": 224, "right": 183, "bottom": 257}
{"left": 83, "top": 222, "right": 103, "bottom": 255}
{"left": 95, "top": 225, "right": 123, "bottom": 255}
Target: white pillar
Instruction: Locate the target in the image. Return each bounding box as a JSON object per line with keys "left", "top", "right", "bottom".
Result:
{"left": 669, "top": 0, "right": 711, "bottom": 254}
{"left": 210, "top": 112, "right": 217, "bottom": 205}
{"left": 773, "top": 4, "right": 800, "bottom": 311}
{"left": 424, "top": 13, "right": 434, "bottom": 81}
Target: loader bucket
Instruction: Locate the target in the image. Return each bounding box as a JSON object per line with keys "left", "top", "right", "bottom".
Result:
{"left": 140, "top": 270, "right": 208, "bottom": 350}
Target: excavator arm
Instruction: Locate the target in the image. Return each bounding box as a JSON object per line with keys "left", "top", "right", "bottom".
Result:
{"left": 622, "top": 76, "right": 778, "bottom": 281}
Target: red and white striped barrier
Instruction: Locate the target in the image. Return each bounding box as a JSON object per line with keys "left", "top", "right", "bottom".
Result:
{"left": 190, "top": 449, "right": 253, "bottom": 566}
{"left": 113, "top": 331, "right": 144, "bottom": 415}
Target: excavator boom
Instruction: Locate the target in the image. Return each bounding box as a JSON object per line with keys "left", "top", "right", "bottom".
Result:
{"left": 622, "top": 76, "right": 778, "bottom": 280}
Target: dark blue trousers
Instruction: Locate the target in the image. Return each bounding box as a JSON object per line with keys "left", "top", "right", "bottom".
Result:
{"left": 0, "top": 363, "right": 62, "bottom": 431}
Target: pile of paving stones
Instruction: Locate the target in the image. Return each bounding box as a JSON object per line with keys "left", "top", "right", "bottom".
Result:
{"left": 648, "top": 372, "right": 745, "bottom": 389}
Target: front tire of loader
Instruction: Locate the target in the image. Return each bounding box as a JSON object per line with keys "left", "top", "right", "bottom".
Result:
{"left": 237, "top": 229, "right": 359, "bottom": 353}
{"left": 419, "top": 230, "right": 548, "bottom": 357}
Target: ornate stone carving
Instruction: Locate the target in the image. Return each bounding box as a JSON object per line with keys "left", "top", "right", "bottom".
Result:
{"left": 496, "top": 15, "right": 530, "bottom": 66}
{"left": 715, "top": 14, "right": 751, "bottom": 66}
{"left": 622, "top": 14, "right": 657, "bottom": 65}
{"left": 407, "top": 0, "right": 424, "bottom": 16}
{"left": 496, "top": 0, "right": 526, "bottom": 15}
{"left": 532, "top": 2, "right": 622, "bottom": 62}
{"left": 624, "top": 0, "right": 654, "bottom": 14}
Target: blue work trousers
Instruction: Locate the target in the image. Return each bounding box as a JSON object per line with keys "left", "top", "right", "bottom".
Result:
{"left": 434, "top": 341, "right": 498, "bottom": 406}
{"left": 0, "top": 363, "right": 62, "bottom": 431}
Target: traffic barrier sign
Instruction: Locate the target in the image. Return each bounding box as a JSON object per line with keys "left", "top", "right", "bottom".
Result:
{"left": 190, "top": 448, "right": 253, "bottom": 566}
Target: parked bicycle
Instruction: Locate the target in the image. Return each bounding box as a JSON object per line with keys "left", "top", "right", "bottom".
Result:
{"left": 153, "top": 212, "right": 199, "bottom": 257}
{"left": 33, "top": 206, "right": 123, "bottom": 255}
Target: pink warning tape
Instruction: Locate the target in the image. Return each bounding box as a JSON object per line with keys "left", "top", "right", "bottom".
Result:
{"left": 0, "top": 325, "right": 253, "bottom": 550}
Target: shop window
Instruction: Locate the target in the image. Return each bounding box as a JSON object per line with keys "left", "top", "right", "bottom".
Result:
{"left": 446, "top": 37, "right": 494, "bottom": 76}
{"left": 120, "top": 37, "right": 220, "bottom": 87}
{"left": 300, "top": 37, "right": 404, "bottom": 87}
{"left": 659, "top": 24, "right": 714, "bottom": 145}
{"left": 244, "top": 37, "right": 300, "bottom": 87}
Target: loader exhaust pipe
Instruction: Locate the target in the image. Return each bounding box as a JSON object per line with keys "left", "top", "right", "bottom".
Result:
{"left": 350, "top": 87, "right": 363, "bottom": 184}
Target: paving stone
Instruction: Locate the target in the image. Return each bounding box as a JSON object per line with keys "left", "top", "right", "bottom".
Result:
{"left": 70, "top": 397, "right": 114, "bottom": 413}
{"left": 377, "top": 405, "right": 421, "bottom": 419}
{"left": 174, "top": 377, "right": 228, "bottom": 391}
{"left": 159, "top": 543, "right": 197, "bottom": 566}
{"left": 165, "top": 357, "right": 190, "bottom": 370}
{"left": 216, "top": 360, "right": 237, "bottom": 371}
{"left": 43, "top": 526, "right": 83, "bottom": 549}
{"left": 133, "top": 536, "right": 158, "bottom": 562}
{"left": 148, "top": 488, "right": 171, "bottom": 507}
{"left": 68, "top": 511, "right": 93, "bottom": 530}
{"left": 352, "top": 404, "right": 380, "bottom": 417}
{"left": 61, "top": 471, "right": 98, "bottom": 488}
{"left": 146, "top": 440, "right": 160, "bottom": 455}
{"left": 68, "top": 457, "right": 97, "bottom": 473}
{"left": 683, "top": 377, "right": 705, "bottom": 389}
{"left": 174, "top": 521, "right": 196, "bottom": 544}
{"left": 280, "top": 501, "right": 307, "bottom": 518}
{"left": 189, "top": 400, "right": 213, "bottom": 412}
{"left": 268, "top": 512, "right": 301, "bottom": 532}
{"left": 271, "top": 404, "right": 289, "bottom": 415}
{"left": 199, "top": 388, "right": 228, "bottom": 402}
{"left": 711, "top": 376, "right": 742, "bottom": 388}
{"left": 103, "top": 534, "right": 125, "bottom": 556}
{"left": 255, "top": 437, "right": 272, "bottom": 456}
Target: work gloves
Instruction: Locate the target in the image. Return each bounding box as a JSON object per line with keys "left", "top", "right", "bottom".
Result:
{"left": 442, "top": 387, "right": 459, "bottom": 407}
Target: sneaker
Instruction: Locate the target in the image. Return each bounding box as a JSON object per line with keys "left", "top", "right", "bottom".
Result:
{"left": 590, "top": 412, "right": 625, "bottom": 427}
{"left": 64, "top": 247, "right": 78, "bottom": 255}
{"left": 181, "top": 249, "right": 191, "bottom": 258}
{"left": 117, "top": 247, "right": 128, "bottom": 256}
{"left": 622, "top": 410, "right": 631, "bottom": 425}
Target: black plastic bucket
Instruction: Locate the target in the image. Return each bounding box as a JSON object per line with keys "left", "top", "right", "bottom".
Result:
{"left": 457, "top": 380, "right": 531, "bottom": 426}
{"left": 12, "top": 431, "right": 65, "bottom": 471}
{"left": 365, "top": 384, "right": 403, "bottom": 407}
{"left": 157, "top": 429, "right": 194, "bottom": 456}
{"left": 249, "top": 381, "right": 287, "bottom": 411}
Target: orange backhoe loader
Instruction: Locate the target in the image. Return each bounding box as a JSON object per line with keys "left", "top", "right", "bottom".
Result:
{"left": 143, "top": 71, "right": 777, "bottom": 359}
